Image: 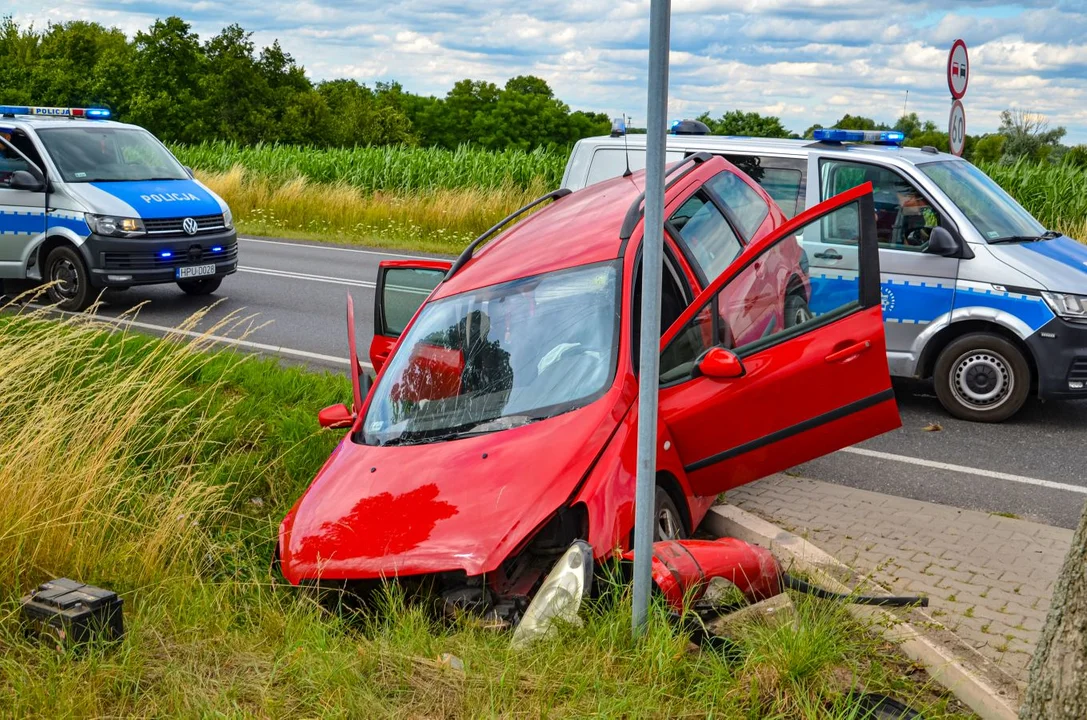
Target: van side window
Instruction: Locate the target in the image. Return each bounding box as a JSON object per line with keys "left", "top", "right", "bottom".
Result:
{"left": 722, "top": 154, "right": 806, "bottom": 217}
{"left": 820, "top": 159, "right": 941, "bottom": 252}
{"left": 704, "top": 171, "right": 769, "bottom": 239}
{"left": 0, "top": 134, "right": 32, "bottom": 189}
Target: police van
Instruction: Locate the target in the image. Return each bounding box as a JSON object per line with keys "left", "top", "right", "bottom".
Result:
{"left": 0, "top": 105, "right": 237, "bottom": 311}
{"left": 562, "top": 121, "right": 1087, "bottom": 422}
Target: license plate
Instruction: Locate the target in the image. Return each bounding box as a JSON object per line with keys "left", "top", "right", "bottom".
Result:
{"left": 176, "top": 264, "right": 216, "bottom": 279}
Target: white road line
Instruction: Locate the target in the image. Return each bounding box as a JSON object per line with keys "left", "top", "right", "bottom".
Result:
{"left": 239, "top": 236, "right": 434, "bottom": 260}
{"left": 841, "top": 446, "right": 1087, "bottom": 495}
{"left": 237, "top": 265, "right": 375, "bottom": 288}
{"left": 26, "top": 305, "right": 365, "bottom": 368}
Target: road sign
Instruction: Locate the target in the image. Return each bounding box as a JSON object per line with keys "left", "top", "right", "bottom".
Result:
{"left": 947, "top": 39, "right": 969, "bottom": 100}
{"left": 949, "top": 100, "right": 966, "bottom": 156}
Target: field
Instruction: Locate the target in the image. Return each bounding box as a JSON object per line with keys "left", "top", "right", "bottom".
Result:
{"left": 0, "top": 301, "right": 974, "bottom": 718}
{"left": 173, "top": 140, "right": 1087, "bottom": 252}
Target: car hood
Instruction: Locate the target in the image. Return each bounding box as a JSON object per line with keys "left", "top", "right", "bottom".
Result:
{"left": 63, "top": 178, "right": 226, "bottom": 219}
{"left": 988, "top": 235, "right": 1087, "bottom": 294}
{"left": 279, "top": 393, "right": 626, "bottom": 583}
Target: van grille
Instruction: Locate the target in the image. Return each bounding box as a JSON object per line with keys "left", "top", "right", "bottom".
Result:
{"left": 1069, "top": 358, "right": 1087, "bottom": 384}
{"left": 102, "top": 244, "right": 238, "bottom": 270}
{"left": 143, "top": 214, "right": 226, "bottom": 235}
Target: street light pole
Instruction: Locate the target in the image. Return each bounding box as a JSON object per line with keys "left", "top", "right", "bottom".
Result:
{"left": 632, "top": 0, "right": 671, "bottom": 636}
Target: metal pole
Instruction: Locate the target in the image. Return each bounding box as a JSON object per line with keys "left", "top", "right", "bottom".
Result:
{"left": 632, "top": 0, "right": 671, "bottom": 636}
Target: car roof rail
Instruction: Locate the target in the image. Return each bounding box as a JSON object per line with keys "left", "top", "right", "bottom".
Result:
{"left": 446, "top": 188, "right": 572, "bottom": 279}
{"left": 619, "top": 151, "right": 713, "bottom": 241}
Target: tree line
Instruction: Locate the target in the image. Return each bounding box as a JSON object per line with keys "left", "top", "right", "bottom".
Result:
{"left": 2, "top": 15, "right": 1083, "bottom": 167}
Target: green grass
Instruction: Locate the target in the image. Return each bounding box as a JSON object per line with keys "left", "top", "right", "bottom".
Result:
{"left": 978, "top": 160, "right": 1087, "bottom": 239}
{"left": 0, "top": 304, "right": 975, "bottom": 717}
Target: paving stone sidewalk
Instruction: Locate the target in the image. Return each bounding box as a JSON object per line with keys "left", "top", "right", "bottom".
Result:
{"left": 725, "top": 474, "right": 1074, "bottom": 688}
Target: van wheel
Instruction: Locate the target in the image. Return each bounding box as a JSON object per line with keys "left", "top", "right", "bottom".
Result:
{"left": 654, "top": 487, "right": 687, "bottom": 541}
{"left": 177, "top": 277, "right": 222, "bottom": 295}
{"left": 784, "top": 292, "right": 813, "bottom": 328}
{"left": 45, "top": 246, "right": 93, "bottom": 311}
{"left": 933, "top": 333, "right": 1030, "bottom": 423}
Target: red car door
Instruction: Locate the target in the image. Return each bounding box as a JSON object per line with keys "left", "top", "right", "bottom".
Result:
{"left": 368, "top": 259, "right": 451, "bottom": 372}
{"left": 657, "top": 182, "right": 901, "bottom": 496}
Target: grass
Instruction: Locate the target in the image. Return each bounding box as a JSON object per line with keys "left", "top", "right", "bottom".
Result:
{"left": 0, "top": 300, "right": 975, "bottom": 717}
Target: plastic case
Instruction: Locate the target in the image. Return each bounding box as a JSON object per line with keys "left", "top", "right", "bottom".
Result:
{"left": 20, "top": 577, "right": 124, "bottom": 650}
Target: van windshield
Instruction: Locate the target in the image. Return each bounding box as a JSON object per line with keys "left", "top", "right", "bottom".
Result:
{"left": 360, "top": 263, "right": 619, "bottom": 447}
{"left": 917, "top": 160, "right": 1047, "bottom": 242}
{"left": 36, "top": 127, "right": 188, "bottom": 183}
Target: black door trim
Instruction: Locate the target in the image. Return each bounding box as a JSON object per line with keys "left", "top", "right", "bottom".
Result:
{"left": 683, "top": 387, "right": 895, "bottom": 473}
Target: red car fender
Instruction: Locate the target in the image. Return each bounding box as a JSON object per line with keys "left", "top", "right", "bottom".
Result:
{"left": 623, "top": 538, "right": 783, "bottom": 611}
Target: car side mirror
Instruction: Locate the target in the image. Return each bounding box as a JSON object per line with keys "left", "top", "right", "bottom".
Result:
{"left": 9, "top": 169, "right": 43, "bottom": 192}
{"left": 925, "top": 226, "right": 959, "bottom": 257}
{"left": 697, "top": 347, "right": 745, "bottom": 379}
{"left": 318, "top": 403, "right": 355, "bottom": 429}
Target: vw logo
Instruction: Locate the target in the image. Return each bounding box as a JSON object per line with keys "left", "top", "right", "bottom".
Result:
{"left": 182, "top": 217, "right": 199, "bottom": 235}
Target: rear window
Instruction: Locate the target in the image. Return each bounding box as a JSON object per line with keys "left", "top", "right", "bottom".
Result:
{"left": 704, "top": 171, "right": 770, "bottom": 239}
{"left": 668, "top": 192, "right": 743, "bottom": 280}
{"left": 722, "top": 154, "right": 805, "bottom": 217}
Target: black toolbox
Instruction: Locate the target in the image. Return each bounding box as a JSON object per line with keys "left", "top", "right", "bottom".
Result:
{"left": 20, "top": 577, "right": 124, "bottom": 650}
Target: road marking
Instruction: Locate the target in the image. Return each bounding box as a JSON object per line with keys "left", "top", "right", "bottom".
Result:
{"left": 25, "top": 304, "right": 366, "bottom": 369}
{"left": 239, "top": 236, "right": 435, "bottom": 260}
{"left": 841, "top": 446, "right": 1087, "bottom": 495}
{"left": 238, "top": 266, "right": 375, "bottom": 288}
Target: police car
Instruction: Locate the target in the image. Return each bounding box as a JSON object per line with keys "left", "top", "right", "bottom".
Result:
{"left": 0, "top": 105, "right": 237, "bottom": 311}
{"left": 562, "top": 121, "right": 1087, "bottom": 422}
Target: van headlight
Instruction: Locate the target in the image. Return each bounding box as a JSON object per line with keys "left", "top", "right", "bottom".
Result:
{"left": 85, "top": 214, "right": 146, "bottom": 237}
{"left": 1042, "top": 292, "right": 1087, "bottom": 322}
{"left": 510, "top": 540, "right": 593, "bottom": 649}
{"left": 222, "top": 207, "right": 233, "bottom": 229}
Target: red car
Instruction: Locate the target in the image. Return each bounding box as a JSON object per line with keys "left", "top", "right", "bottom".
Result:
{"left": 277, "top": 154, "right": 900, "bottom": 623}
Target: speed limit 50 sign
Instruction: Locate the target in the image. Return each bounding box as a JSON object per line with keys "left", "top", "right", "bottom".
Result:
{"left": 949, "top": 100, "right": 966, "bottom": 156}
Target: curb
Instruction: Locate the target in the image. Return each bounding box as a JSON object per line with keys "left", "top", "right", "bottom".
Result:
{"left": 706, "top": 504, "right": 1020, "bottom": 720}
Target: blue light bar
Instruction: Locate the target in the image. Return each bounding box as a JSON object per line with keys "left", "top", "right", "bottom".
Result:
{"left": 609, "top": 116, "right": 626, "bottom": 137}
{"left": 0, "top": 105, "right": 110, "bottom": 119}
{"left": 160, "top": 251, "right": 173, "bottom": 258}
{"left": 813, "top": 128, "right": 905, "bottom": 145}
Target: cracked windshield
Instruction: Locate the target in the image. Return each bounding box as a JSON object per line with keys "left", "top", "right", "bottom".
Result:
{"left": 362, "top": 263, "right": 619, "bottom": 445}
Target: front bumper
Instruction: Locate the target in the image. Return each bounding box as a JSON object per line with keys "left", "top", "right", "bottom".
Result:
{"left": 1026, "top": 317, "right": 1087, "bottom": 399}
{"left": 82, "top": 228, "right": 239, "bottom": 288}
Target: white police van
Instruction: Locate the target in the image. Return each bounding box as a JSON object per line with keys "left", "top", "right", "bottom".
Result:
{"left": 0, "top": 105, "right": 237, "bottom": 311}
{"left": 563, "top": 120, "right": 1087, "bottom": 422}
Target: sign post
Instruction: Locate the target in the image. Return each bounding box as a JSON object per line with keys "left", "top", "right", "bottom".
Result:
{"left": 947, "top": 39, "right": 969, "bottom": 156}
{"left": 631, "top": 0, "right": 671, "bottom": 636}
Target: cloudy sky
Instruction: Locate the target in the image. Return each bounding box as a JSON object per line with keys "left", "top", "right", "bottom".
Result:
{"left": 13, "top": 0, "right": 1087, "bottom": 143}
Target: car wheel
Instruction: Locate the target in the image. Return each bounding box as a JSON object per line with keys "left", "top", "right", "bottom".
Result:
{"left": 177, "top": 277, "right": 223, "bottom": 296}
{"left": 654, "top": 487, "right": 687, "bottom": 541}
{"left": 933, "top": 333, "right": 1031, "bottom": 423}
{"left": 784, "top": 292, "right": 812, "bottom": 328}
{"left": 44, "top": 245, "right": 93, "bottom": 311}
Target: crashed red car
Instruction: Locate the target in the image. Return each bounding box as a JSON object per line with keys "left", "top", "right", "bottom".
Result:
{"left": 277, "top": 153, "right": 900, "bottom": 623}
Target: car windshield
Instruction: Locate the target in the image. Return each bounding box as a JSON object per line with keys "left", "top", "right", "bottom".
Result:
{"left": 36, "top": 126, "right": 188, "bottom": 183}
{"left": 917, "top": 160, "right": 1047, "bottom": 242}
{"left": 360, "top": 262, "right": 620, "bottom": 446}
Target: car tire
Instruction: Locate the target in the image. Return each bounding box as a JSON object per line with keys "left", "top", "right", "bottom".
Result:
{"left": 933, "top": 333, "right": 1031, "bottom": 423}
{"left": 44, "top": 245, "right": 93, "bottom": 311}
{"left": 784, "top": 292, "right": 813, "bottom": 329}
{"left": 177, "top": 277, "right": 223, "bottom": 296}
{"left": 654, "top": 487, "right": 687, "bottom": 541}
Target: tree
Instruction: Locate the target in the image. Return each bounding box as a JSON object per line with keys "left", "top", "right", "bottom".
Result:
{"left": 1062, "top": 145, "right": 1087, "bottom": 169}
{"left": 696, "top": 110, "right": 792, "bottom": 138}
{"left": 128, "top": 17, "right": 206, "bottom": 142}
{"left": 972, "top": 134, "right": 1006, "bottom": 164}
{"left": 1019, "top": 503, "right": 1087, "bottom": 719}
{"left": 998, "top": 109, "right": 1066, "bottom": 164}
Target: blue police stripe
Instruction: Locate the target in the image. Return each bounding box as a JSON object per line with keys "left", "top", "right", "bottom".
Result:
{"left": 49, "top": 214, "right": 91, "bottom": 236}
{"left": 879, "top": 279, "right": 955, "bottom": 324}
{"left": 0, "top": 210, "right": 90, "bottom": 236}
{"left": 953, "top": 287, "right": 1053, "bottom": 333}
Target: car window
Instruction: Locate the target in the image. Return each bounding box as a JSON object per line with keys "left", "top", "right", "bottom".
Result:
{"left": 667, "top": 193, "right": 743, "bottom": 281}
{"left": 820, "top": 159, "right": 941, "bottom": 252}
{"left": 660, "top": 201, "right": 865, "bottom": 384}
{"left": 0, "top": 132, "right": 32, "bottom": 189}
{"left": 704, "top": 171, "right": 769, "bottom": 239}
{"left": 722, "top": 154, "right": 806, "bottom": 217}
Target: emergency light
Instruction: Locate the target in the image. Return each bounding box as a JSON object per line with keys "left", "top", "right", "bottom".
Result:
{"left": 610, "top": 117, "right": 626, "bottom": 137}
{"left": 814, "top": 128, "right": 905, "bottom": 145}
{"left": 0, "top": 105, "right": 111, "bottom": 120}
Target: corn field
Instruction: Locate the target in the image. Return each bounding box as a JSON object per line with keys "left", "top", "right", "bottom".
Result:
{"left": 170, "top": 141, "right": 567, "bottom": 192}
{"left": 977, "top": 160, "right": 1087, "bottom": 239}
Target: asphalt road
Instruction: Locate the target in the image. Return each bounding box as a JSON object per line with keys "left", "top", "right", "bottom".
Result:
{"left": 31, "top": 235, "right": 1087, "bottom": 529}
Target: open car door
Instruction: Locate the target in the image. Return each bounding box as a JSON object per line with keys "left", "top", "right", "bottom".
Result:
{"left": 368, "top": 259, "right": 452, "bottom": 373}
{"left": 657, "top": 182, "right": 901, "bottom": 496}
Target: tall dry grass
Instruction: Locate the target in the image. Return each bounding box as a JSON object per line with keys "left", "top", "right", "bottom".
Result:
{"left": 199, "top": 166, "right": 548, "bottom": 252}
{"left": 0, "top": 297, "right": 256, "bottom": 590}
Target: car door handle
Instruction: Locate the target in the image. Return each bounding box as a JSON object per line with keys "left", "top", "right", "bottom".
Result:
{"left": 813, "top": 249, "right": 842, "bottom": 260}
{"left": 825, "top": 340, "right": 872, "bottom": 363}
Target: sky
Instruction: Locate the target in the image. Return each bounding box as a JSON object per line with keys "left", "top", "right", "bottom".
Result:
{"left": 10, "top": 0, "right": 1087, "bottom": 144}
